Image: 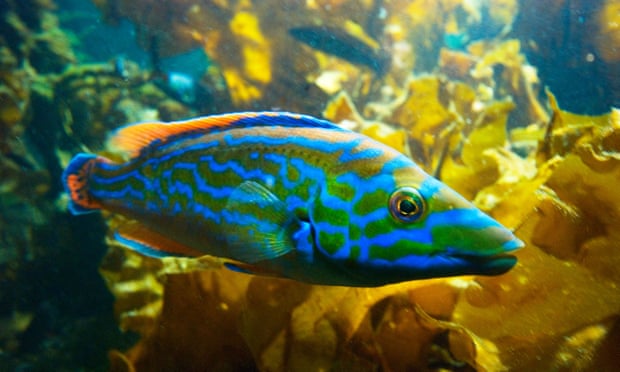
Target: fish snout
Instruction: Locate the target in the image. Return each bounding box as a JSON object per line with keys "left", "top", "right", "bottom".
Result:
{"left": 453, "top": 211, "right": 523, "bottom": 255}
{"left": 429, "top": 206, "right": 524, "bottom": 275}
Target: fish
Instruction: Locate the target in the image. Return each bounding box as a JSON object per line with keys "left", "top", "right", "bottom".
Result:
{"left": 289, "top": 26, "right": 391, "bottom": 76}
{"left": 113, "top": 56, "right": 130, "bottom": 80}
{"left": 154, "top": 71, "right": 197, "bottom": 105}
{"left": 62, "top": 111, "right": 523, "bottom": 287}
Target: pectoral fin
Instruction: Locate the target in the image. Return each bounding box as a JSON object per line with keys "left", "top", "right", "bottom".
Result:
{"left": 224, "top": 181, "right": 296, "bottom": 263}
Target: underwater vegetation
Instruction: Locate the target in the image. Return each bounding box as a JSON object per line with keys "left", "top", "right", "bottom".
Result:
{"left": 1, "top": 0, "right": 619, "bottom": 370}
{"left": 515, "top": 0, "right": 620, "bottom": 114}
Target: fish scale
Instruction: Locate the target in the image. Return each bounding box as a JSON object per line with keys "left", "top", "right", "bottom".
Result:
{"left": 62, "top": 111, "right": 523, "bottom": 286}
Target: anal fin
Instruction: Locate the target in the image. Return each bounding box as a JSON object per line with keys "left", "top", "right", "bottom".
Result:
{"left": 223, "top": 261, "right": 284, "bottom": 278}
{"left": 115, "top": 222, "right": 204, "bottom": 258}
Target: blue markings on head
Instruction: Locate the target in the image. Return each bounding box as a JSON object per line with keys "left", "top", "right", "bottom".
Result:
{"left": 379, "top": 153, "right": 420, "bottom": 174}
{"left": 425, "top": 208, "right": 503, "bottom": 230}
{"left": 418, "top": 175, "right": 445, "bottom": 198}
{"left": 502, "top": 238, "right": 523, "bottom": 251}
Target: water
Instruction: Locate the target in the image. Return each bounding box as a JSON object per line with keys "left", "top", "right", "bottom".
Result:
{"left": 1, "top": 0, "right": 618, "bottom": 370}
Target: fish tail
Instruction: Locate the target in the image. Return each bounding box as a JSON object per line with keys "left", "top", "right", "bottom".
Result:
{"left": 62, "top": 153, "right": 103, "bottom": 215}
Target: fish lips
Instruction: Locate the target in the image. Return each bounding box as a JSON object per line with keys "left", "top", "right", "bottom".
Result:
{"left": 448, "top": 238, "right": 524, "bottom": 276}
{"left": 454, "top": 253, "right": 518, "bottom": 275}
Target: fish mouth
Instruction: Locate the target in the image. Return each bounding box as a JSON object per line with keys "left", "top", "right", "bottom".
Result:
{"left": 445, "top": 236, "right": 524, "bottom": 275}
{"left": 501, "top": 237, "right": 525, "bottom": 252}
{"left": 451, "top": 252, "right": 518, "bottom": 276}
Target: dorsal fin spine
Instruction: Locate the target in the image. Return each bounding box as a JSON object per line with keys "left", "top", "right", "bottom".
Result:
{"left": 107, "top": 111, "right": 343, "bottom": 158}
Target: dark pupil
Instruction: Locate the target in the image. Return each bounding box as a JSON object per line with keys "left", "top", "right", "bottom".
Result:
{"left": 399, "top": 198, "right": 417, "bottom": 215}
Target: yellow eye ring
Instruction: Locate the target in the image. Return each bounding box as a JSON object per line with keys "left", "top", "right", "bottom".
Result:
{"left": 389, "top": 187, "right": 425, "bottom": 223}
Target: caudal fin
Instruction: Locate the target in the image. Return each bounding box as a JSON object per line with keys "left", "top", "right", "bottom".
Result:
{"left": 62, "top": 153, "right": 102, "bottom": 215}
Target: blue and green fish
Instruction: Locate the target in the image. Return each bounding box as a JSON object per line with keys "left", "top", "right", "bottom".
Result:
{"left": 62, "top": 112, "right": 523, "bottom": 286}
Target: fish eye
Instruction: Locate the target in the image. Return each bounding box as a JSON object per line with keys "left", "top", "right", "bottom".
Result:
{"left": 389, "top": 187, "right": 425, "bottom": 223}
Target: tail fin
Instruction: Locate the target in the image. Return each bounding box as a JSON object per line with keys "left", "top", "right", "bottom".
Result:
{"left": 62, "top": 153, "right": 102, "bottom": 215}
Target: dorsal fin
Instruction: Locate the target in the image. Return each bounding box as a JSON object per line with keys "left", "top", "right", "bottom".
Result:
{"left": 107, "top": 111, "right": 344, "bottom": 158}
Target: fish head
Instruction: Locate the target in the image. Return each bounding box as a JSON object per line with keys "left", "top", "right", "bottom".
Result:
{"left": 319, "top": 164, "right": 524, "bottom": 285}
{"left": 399, "top": 174, "right": 524, "bottom": 275}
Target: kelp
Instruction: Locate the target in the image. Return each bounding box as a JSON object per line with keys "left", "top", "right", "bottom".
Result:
{"left": 91, "top": 0, "right": 531, "bottom": 113}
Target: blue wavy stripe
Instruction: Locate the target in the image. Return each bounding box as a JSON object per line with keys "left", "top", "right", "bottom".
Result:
{"left": 231, "top": 112, "right": 346, "bottom": 131}
{"left": 90, "top": 183, "right": 144, "bottom": 200}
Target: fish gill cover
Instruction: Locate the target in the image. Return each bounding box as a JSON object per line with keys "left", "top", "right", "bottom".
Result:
{"left": 1, "top": 0, "right": 620, "bottom": 371}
